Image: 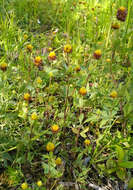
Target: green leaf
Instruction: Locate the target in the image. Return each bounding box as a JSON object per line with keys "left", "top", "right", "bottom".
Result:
{"left": 115, "top": 145, "right": 125, "bottom": 162}
{"left": 107, "top": 168, "right": 116, "bottom": 174}
{"left": 80, "top": 127, "right": 89, "bottom": 138}
{"left": 128, "top": 178, "right": 133, "bottom": 189}
{"left": 118, "top": 161, "right": 133, "bottom": 168}
{"left": 106, "top": 159, "right": 116, "bottom": 169}
{"left": 116, "top": 167, "right": 126, "bottom": 180}
{"left": 79, "top": 113, "right": 84, "bottom": 124}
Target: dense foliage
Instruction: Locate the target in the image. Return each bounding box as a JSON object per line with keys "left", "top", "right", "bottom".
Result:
{"left": 0, "top": 0, "right": 133, "bottom": 189}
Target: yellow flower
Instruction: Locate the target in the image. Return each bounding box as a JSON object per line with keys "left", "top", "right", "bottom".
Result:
{"left": 24, "top": 34, "right": 28, "bottom": 40}
{"left": 26, "top": 44, "right": 33, "bottom": 52}
{"left": 97, "top": 41, "right": 102, "bottom": 45}
{"left": 64, "top": 44, "right": 72, "bottom": 53}
{"left": 110, "top": 91, "right": 118, "bottom": 98}
{"left": 31, "top": 112, "right": 38, "bottom": 120}
{"left": 46, "top": 142, "right": 55, "bottom": 152}
{"left": 106, "top": 59, "right": 111, "bottom": 63}
{"left": 21, "top": 182, "right": 28, "bottom": 190}
{"left": 93, "top": 50, "right": 102, "bottom": 59}
{"left": 24, "top": 93, "right": 31, "bottom": 101}
{"left": 36, "top": 77, "right": 42, "bottom": 84}
{"left": 117, "top": 7, "right": 127, "bottom": 22}
{"left": 75, "top": 65, "right": 81, "bottom": 72}
{"left": 48, "top": 51, "right": 56, "bottom": 60}
{"left": 84, "top": 139, "right": 90, "bottom": 146}
{"left": 111, "top": 23, "right": 120, "bottom": 29}
{"left": 79, "top": 87, "right": 87, "bottom": 96}
{"left": 34, "top": 56, "right": 42, "bottom": 66}
{"left": 47, "top": 47, "right": 52, "bottom": 52}
{"left": 51, "top": 124, "right": 59, "bottom": 133}
{"left": 0, "top": 62, "right": 8, "bottom": 71}
{"left": 49, "top": 72, "right": 53, "bottom": 77}
{"left": 37, "top": 180, "right": 43, "bottom": 187}
{"left": 119, "top": 6, "right": 126, "bottom": 12}
{"left": 55, "top": 157, "right": 62, "bottom": 165}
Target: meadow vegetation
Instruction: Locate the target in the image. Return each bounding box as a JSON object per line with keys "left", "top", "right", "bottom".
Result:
{"left": 0, "top": 0, "right": 133, "bottom": 189}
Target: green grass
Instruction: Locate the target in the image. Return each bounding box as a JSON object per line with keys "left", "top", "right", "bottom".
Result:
{"left": 0, "top": 0, "right": 133, "bottom": 189}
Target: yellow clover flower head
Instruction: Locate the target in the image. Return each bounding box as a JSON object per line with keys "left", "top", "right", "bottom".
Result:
{"left": 36, "top": 77, "right": 42, "bottom": 84}
{"left": 55, "top": 157, "right": 62, "bottom": 165}
{"left": 31, "top": 112, "right": 38, "bottom": 120}
{"left": 46, "top": 142, "right": 55, "bottom": 152}
{"left": 37, "top": 180, "right": 43, "bottom": 187}
{"left": 119, "top": 6, "right": 126, "bottom": 12}
{"left": 0, "top": 62, "right": 8, "bottom": 71}
{"left": 64, "top": 44, "right": 72, "bottom": 53}
{"left": 48, "top": 51, "right": 56, "bottom": 61}
{"left": 24, "top": 93, "right": 31, "bottom": 101}
{"left": 79, "top": 87, "right": 87, "bottom": 96}
{"left": 110, "top": 90, "right": 118, "bottom": 98}
{"left": 106, "top": 59, "right": 111, "bottom": 63}
{"left": 26, "top": 44, "right": 33, "bottom": 52}
{"left": 93, "top": 49, "right": 102, "bottom": 59}
{"left": 111, "top": 23, "right": 120, "bottom": 29}
{"left": 47, "top": 47, "right": 52, "bottom": 52}
{"left": 84, "top": 139, "right": 91, "bottom": 146}
{"left": 51, "top": 124, "right": 59, "bottom": 133}
{"left": 21, "top": 182, "right": 28, "bottom": 190}
{"left": 24, "top": 34, "right": 28, "bottom": 40}
{"left": 34, "top": 56, "right": 42, "bottom": 66}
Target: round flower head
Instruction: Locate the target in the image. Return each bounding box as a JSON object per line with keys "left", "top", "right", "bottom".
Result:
{"left": 34, "top": 56, "right": 42, "bottom": 66}
{"left": 24, "top": 93, "right": 31, "bottom": 101}
{"left": 106, "top": 59, "right": 111, "bottom": 63}
{"left": 48, "top": 51, "right": 56, "bottom": 61}
{"left": 84, "top": 139, "right": 90, "bottom": 146}
{"left": 64, "top": 44, "right": 72, "bottom": 53}
{"left": 79, "top": 87, "right": 87, "bottom": 96}
{"left": 21, "top": 182, "right": 28, "bottom": 190}
{"left": 110, "top": 91, "right": 118, "bottom": 98}
{"left": 24, "top": 34, "right": 28, "bottom": 40}
{"left": 26, "top": 44, "right": 33, "bottom": 52}
{"left": 55, "top": 157, "right": 62, "bottom": 165}
{"left": 36, "top": 77, "right": 42, "bottom": 84}
{"left": 51, "top": 124, "right": 59, "bottom": 133}
{"left": 47, "top": 47, "right": 52, "bottom": 52}
{"left": 0, "top": 62, "right": 8, "bottom": 71}
{"left": 119, "top": 6, "right": 126, "bottom": 12}
{"left": 37, "top": 180, "right": 43, "bottom": 187}
{"left": 111, "top": 23, "right": 120, "bottom": 29}
{"left": 46, "top": 142, "right": 55, "bottom": 152}
{"left": 31, "top": 112, "right": 38, "bottom": 120}
{"left": 93, "top": 50, "right": 102, "bottom": 59}
{"left": 75, "top": 65, "right": 81, "bottom": 72}
{"left": 117, "top": 7, "right": 127, "bottom": 22}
